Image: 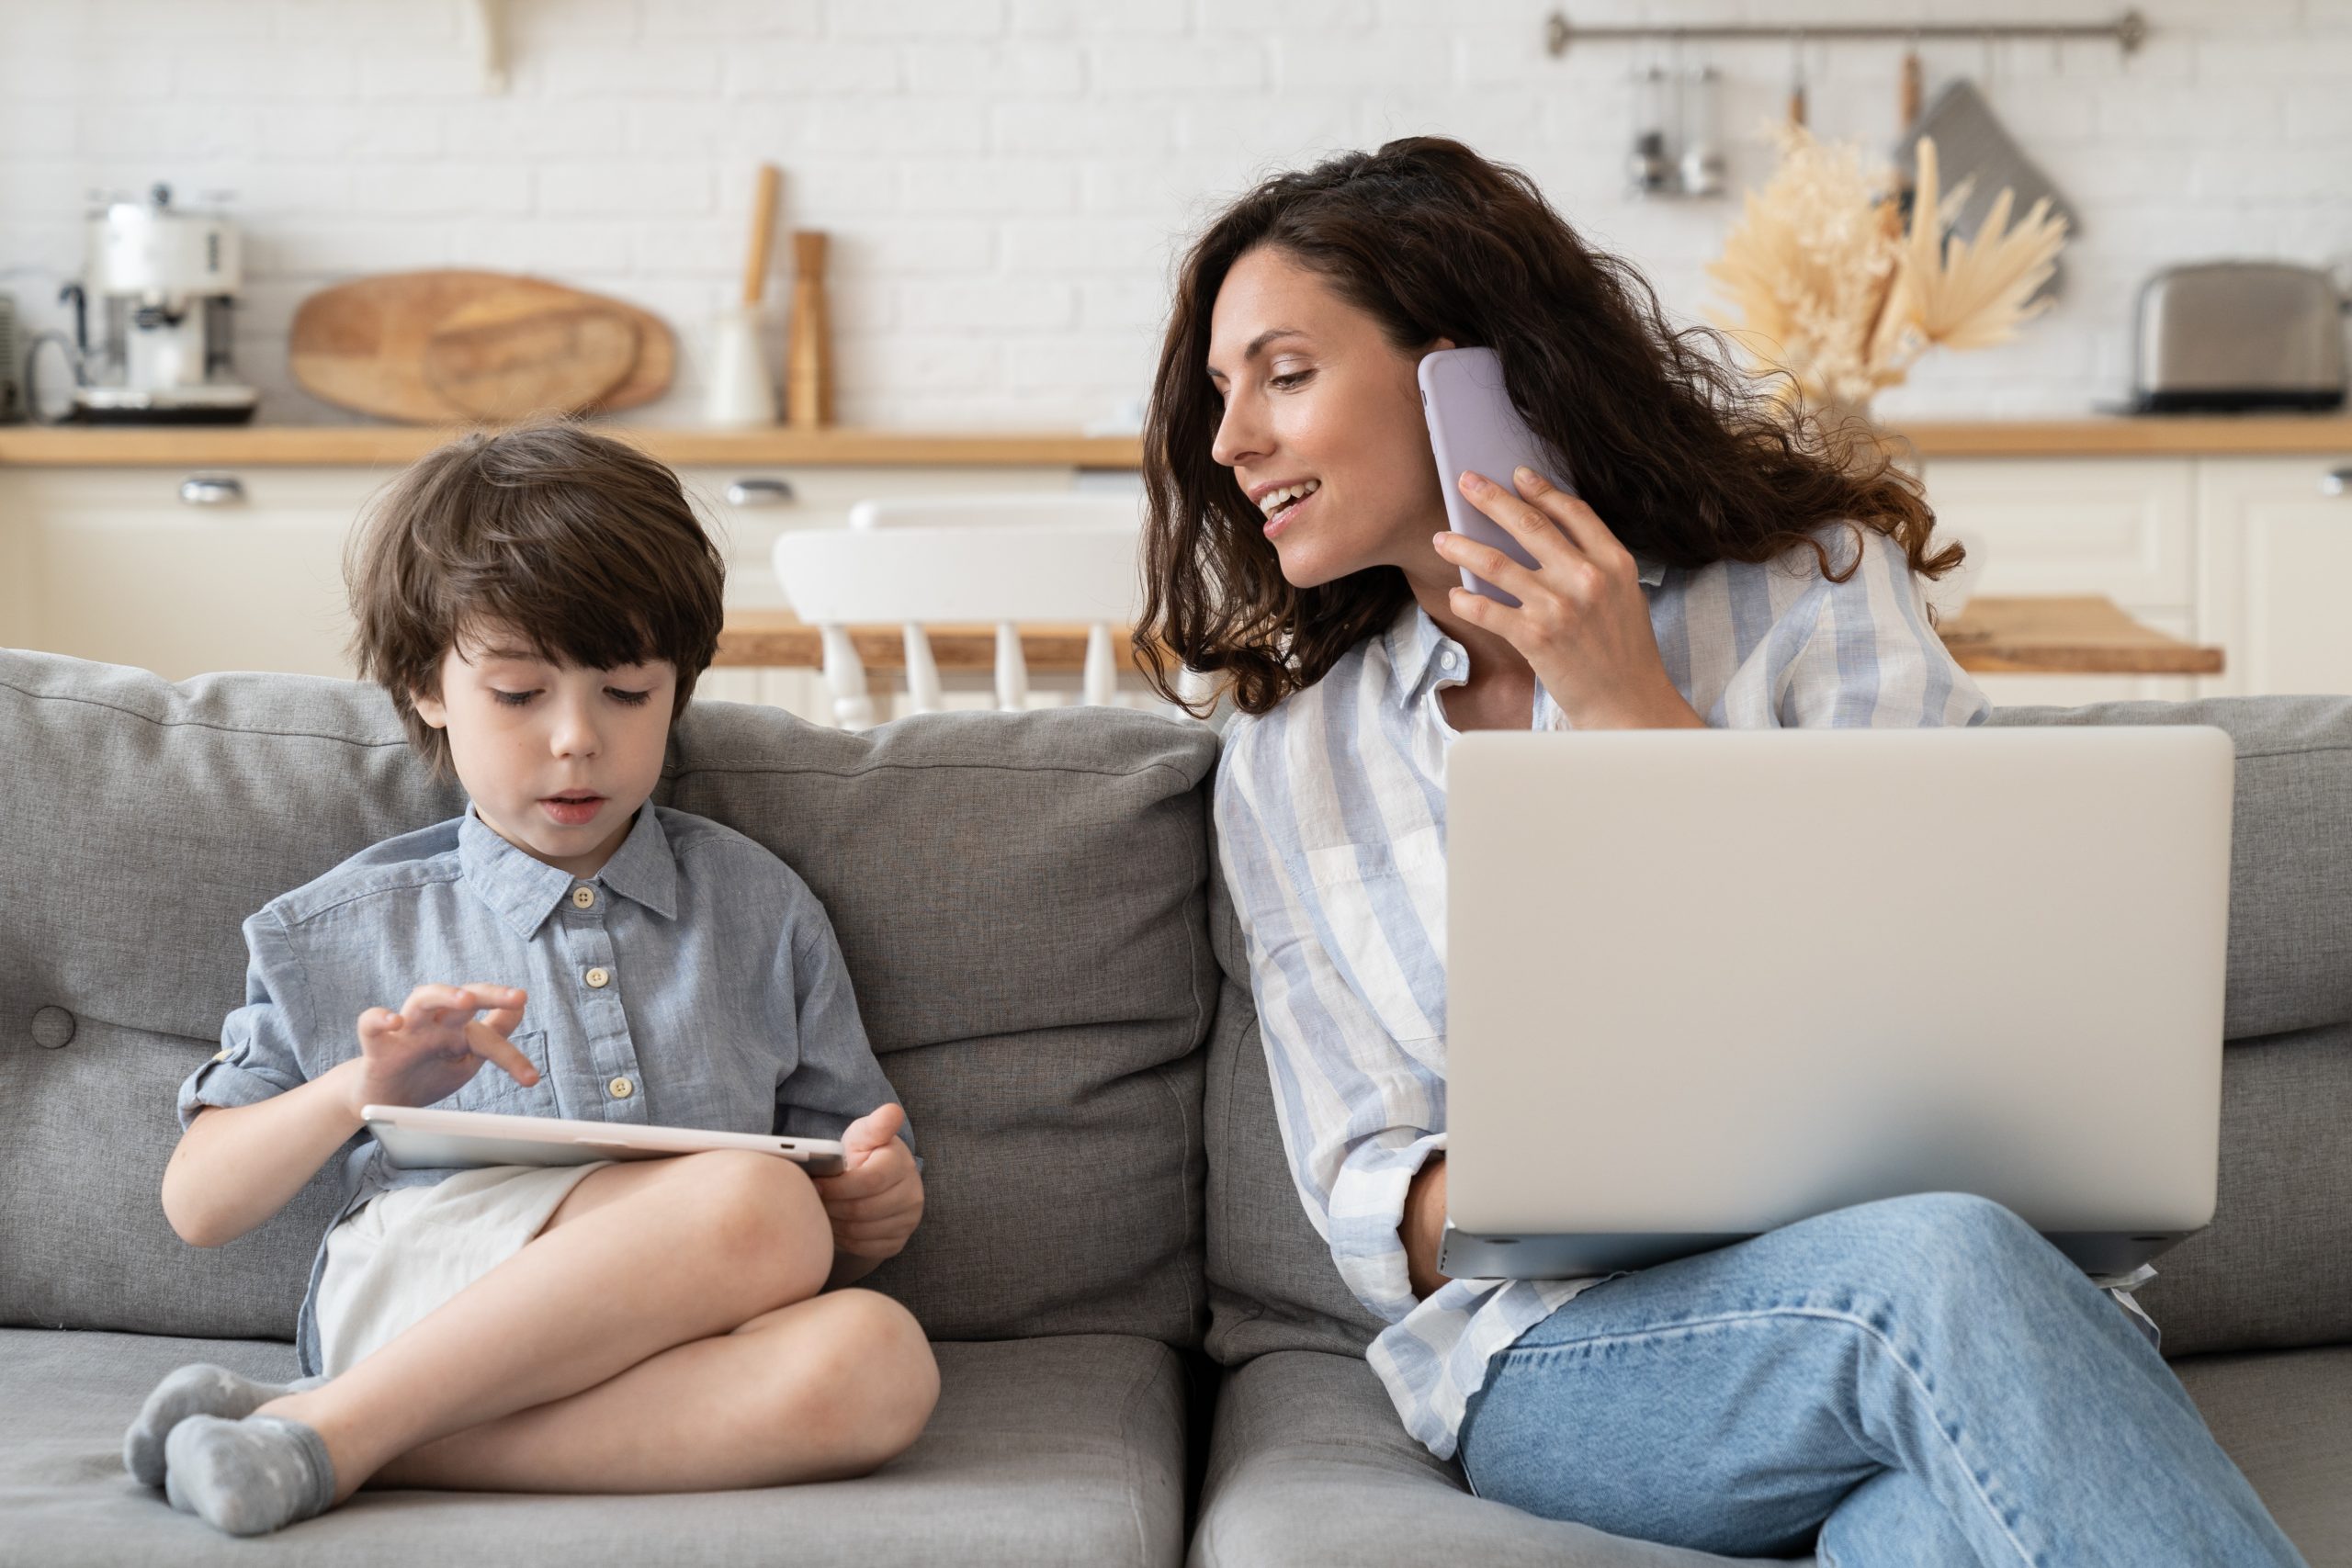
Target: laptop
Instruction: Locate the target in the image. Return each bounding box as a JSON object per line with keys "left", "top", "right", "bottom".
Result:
{"left": 1437, "top": 726, "right": 2234, "bottom": 1282}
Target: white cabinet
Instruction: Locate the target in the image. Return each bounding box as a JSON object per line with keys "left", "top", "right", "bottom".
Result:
{"left": 0, "top": 459, "right": 1100, "bottom": 721}
{"left": 2195, "top": 457, "right": 2352, "bottom": 698}
{"left": 1917, "top": 457, "right": 2203, "bottom": 706}
{"left": 0, "top": 466, "right": 391, "bottom": 682}
{"left": 1916, "top": 457, "right": 2196, "bottom": 606}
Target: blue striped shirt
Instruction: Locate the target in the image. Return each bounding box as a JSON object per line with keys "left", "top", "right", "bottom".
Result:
{"left": 1214, "top": 522, "right": 2150, "bottom": 1459}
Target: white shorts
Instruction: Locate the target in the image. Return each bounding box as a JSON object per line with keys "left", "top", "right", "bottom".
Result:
{"left": 313, "top": 1161, "right": 613, "bottom": 1380}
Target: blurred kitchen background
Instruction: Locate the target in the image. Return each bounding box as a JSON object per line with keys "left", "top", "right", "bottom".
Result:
{"left": 2, "top": 0, "right": 2347, "bottom": 720}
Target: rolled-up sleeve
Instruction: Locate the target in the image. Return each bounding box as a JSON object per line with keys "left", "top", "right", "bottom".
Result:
{"left": 1215, "top": 724, "right": 1445, "bottom": 1326}
{"left": 177, "top": 905, "right": 315, "bottom": 1129}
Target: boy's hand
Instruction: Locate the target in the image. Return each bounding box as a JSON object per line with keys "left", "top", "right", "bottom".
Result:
{"left": 812, "top": 1102, "right": 923, "bottom": 1262}
{"left": 344, "top": 984, "right": 537, "bottom": 1120}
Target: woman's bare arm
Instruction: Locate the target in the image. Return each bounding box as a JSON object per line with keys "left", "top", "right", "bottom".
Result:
{"left": 1402, "top": 1154, "right": 1453, "bottom": 1299}
{"left": 163, "top": 1060, "right": 370, "bottom": 1247}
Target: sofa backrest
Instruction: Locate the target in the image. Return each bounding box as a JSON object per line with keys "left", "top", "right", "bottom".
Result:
{"left": 0, "top": 651, "right": 1217, "bottom": 1348}
{"left": 1203, "top": 694, "right": 2352, "bottom": 1366}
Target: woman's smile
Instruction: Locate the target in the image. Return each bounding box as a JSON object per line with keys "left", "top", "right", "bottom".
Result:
{"left": 1262, "top": 480, "right": 1322, "bottom": 541}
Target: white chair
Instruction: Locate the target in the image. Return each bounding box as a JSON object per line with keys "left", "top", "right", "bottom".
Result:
{"left": 773, "top": 521, "right": 1148, "bottom": 729}
{"left": 843, "top": 492, "right": 1146, "bottom": 717}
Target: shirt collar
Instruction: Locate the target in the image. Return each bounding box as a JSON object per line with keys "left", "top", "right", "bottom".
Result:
{"left": 1385, "top": 551, "right": 1667, "bottom": 708}
{"left": 458, "top": 804, "right": 679, "bottom": 941}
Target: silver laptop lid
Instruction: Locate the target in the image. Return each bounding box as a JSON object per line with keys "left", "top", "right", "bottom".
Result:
{"left": 1444, "top": 727, "right": 2233, "bottom": 1246}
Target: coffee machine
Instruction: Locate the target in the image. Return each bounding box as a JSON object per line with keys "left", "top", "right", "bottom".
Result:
{"left": 40, "top": 183, "right": 259, "bottom": 423}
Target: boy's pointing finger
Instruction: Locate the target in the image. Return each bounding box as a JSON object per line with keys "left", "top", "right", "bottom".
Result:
{"left": 467, "top": 1020, "right": 540, "bottom": 1087}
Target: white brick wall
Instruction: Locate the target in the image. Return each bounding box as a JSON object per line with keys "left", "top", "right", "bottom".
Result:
{"left": 2, "top": 0, "right": 2346, "bottom": 428}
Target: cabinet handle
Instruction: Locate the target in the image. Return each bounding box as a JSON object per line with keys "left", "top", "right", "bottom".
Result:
{"left": 2324, "top": 468, "right": 2352, "bottom": 498}
{"left": 178, "top": 475, "right": 245, "bottom": 506}
{"left": 724, "top": 478, "right": 796, "bottom": 508}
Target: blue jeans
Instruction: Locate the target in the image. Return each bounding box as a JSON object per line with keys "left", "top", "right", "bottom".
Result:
{"left": 1456, "top": 1193, "right": 2305, "bottom": 1567}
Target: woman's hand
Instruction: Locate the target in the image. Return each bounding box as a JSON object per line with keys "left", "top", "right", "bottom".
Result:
{"left": 1432, "top": 467, "right": 1704, "bottom": 730}
{"left": 1403, "top": 1154, "right": 1453, "bottom": 1300}
{"left": 343, "top": 983, "right": 536, "bottom": 1119}
{"left": 814, "top": 1102, "right": 925, "bottom": 1275}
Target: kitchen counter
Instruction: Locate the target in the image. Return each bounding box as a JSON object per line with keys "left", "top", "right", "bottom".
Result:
{"left": 2, "top": 415, "right": 2349, "bottom": 468}
{"left": 0, "top": 426, "right": 1144, "bottom": 468}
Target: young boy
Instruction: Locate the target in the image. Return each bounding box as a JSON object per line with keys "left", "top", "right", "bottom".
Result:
{"left": 132, "top": 422, "right": 938, "bottom": 1538}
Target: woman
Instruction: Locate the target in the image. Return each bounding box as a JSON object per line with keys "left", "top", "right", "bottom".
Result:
{"left": 1135, "top": 138, "right": 2301, "bottom": 1566}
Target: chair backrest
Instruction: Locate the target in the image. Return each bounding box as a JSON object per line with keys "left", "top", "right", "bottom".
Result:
{"left": 775, "top": 524, "right": 1140, "bottom": 626}
{"left": 773, "top": 523, "right": 1145, "bottom": 728}
{"left": 847, "top": 491, "right": 1144, "bottom": 531}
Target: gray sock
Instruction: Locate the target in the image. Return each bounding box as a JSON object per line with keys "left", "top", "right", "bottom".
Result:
{"left": 162, "top": 1414, "right": 338, "bottom": 1538}
{"left": 122, "top": 1363, "right": 323, "bottom": 1489}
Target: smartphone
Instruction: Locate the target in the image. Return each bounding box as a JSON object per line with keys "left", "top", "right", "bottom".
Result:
{"left": 1419, "top": 346, "right": 1577, "bottom": 608}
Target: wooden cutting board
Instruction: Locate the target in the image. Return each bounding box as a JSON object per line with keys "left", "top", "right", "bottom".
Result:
{"left": 289, "top": 271, "right": 674, "bottom": 423}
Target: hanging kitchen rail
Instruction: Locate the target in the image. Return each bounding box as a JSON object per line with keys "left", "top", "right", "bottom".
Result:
{"left": 1544, "top": 9, "right": 2149, "bottom": 57}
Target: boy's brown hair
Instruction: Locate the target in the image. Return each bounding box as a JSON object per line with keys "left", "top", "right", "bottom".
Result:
{"left": 345, "top": 420, "right": 727, "bottom": 779}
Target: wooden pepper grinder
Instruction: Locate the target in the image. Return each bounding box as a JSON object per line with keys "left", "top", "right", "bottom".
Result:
{"left": 786, "top": 230, "right": 833, "bottom": 430}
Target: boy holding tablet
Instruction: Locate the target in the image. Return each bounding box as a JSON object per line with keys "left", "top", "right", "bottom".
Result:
{"left": 132, "top": 422, "right": 936, "bottom": 1537}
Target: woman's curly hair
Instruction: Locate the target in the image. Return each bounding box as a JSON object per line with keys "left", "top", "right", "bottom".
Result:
{"left": 1134, "top": 135, "right": 1959, "bottom": 716}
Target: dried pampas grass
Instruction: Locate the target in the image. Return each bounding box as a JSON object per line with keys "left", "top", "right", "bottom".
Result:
{"left": 1709, "top": 125, "right": 2069, "bottom": 414}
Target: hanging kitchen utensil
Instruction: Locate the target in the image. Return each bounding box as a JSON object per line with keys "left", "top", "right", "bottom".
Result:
{"left": 1891, "top": 46, "right": 1926, "bottom": 217}
{"left": 1678, "top": 63, "right": 1725, "bottom": 196}
{"left": 704, "top": 162, "right": 782, "bottom": 429}
{"left": 1628, "top": 64, "right": 1673, "bottom": 195}
{"left": 1898, "top": 79, "right": 2076, "bottom": 299}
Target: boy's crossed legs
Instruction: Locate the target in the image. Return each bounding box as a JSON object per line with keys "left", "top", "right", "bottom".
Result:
{"left": 159, "top": 1149, "right": 939, "bottom": 1533}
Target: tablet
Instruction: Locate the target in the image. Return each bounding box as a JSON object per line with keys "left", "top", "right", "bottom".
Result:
{"left": 363, "top": 1103, "right": 847, "bottom": 1177}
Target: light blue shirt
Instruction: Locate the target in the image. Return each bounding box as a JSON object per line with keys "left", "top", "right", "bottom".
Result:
{"left": 1215, "top": 523, "right": 2151, "bottom": 1460}
{"left": 178, "top": 803, "right": 906, "bottom": 1375}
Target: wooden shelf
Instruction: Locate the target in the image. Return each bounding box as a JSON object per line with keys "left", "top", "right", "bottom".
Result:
{"left": 1880, "top": 416, "right": 2352, "bottom": 459}
{"left": 4, "top": 415, "right": 2347, "bottom": 469}
{"left": 721, "top": 596, "right": 2223, "bottom": 680}
{"left": 0, "top": 425, "right": 1145, "bottom": 469}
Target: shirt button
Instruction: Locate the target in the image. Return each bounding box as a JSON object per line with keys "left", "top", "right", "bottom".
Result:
{"left": 584, "top": 966, "right": 611, "bottom": 988}
{"left": 1439, "top": 650, "right": 1459, "bottom": 672}
{"left": 607, "top": 1076, "right": 634, "bottom": 1100}
{"left": 571, "top": 886, "right": 595, "bottom": 909}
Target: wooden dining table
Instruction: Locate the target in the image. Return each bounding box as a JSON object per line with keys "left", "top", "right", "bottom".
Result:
{"left": 718, "top": 595, "right": 2225, "bottom": 679}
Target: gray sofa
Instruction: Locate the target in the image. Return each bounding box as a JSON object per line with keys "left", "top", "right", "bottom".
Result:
{"left": 2, "top": 648, "right": 2346, "bottom": 1566}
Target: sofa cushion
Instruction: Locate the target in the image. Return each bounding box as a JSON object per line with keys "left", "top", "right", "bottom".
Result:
{"left": 2170, "top": 1345, "right": 2352, "bottom": 1567}
{"left": 1986, "top": 695, "right": 2352, "bottom": 1042}
{"left": 2129, "top": 1021, "right": 2352, "bottom": 1357}
{"left": 1192, "top": 1349, "right": 1795, "bottom": 1567}
{"left": 0, "top": 651, "right": 1216, "bottom": 1347}
{"left": 0, "top": 1327, "right": 1187, "bottom": 1567}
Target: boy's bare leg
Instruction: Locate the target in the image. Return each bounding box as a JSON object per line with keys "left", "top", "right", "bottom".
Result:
{"left": 249, "top": 1149, "right": 851, "bottom": 1503}
{"left": 367, "top": 1287, "right": 937, "bottom": 1492}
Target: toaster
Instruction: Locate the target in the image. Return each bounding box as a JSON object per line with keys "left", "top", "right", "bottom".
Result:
{"left": 2132, "top": 261, "right": 2347, "bottom": 412}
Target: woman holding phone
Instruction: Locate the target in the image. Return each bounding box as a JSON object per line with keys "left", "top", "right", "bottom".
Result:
{"left": 1134, "top": 137, "right": 2300, "bottom": 1565}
